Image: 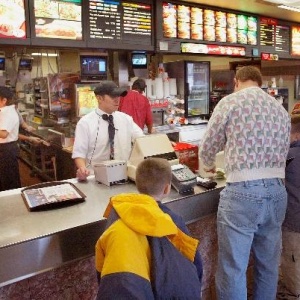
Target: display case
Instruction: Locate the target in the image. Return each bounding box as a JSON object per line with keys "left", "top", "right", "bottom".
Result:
{"left": 164, "top": 60, "right": 210, "bottom": 118}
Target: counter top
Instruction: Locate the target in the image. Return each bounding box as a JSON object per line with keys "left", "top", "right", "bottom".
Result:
{"left": 0, "top": 176, "right": 225, "bottom": 287}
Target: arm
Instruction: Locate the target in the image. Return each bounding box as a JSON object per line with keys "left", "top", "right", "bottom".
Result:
{"left": 131, "top": 120, "right": 145, "bottom": 141}
{"left": 74, "top": 157, "right": 90, "bottom": 181}
{"left": 0, "top": 130, "right": 8, "bottom": 139}
{"left": 199, "top": 99, "right": 228, "bottom": 171}
{"left": 18, "top": 134, "right": 42, "bottom": 144}
{"left": 145, "top": 100, "right": 154, "bottom": 134}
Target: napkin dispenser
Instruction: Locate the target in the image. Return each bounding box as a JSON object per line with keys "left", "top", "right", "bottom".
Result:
{"left": 93, "top": 160, "right": 127, "bottom": 186}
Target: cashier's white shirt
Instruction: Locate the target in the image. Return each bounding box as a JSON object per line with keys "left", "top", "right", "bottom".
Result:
{"left": 0, "top": 105, "right": 19, "bottom": 143}
{"left": 72, "top": 108, "right": 144, "bottom": 168}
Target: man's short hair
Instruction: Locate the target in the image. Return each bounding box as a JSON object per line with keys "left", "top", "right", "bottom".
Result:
{"left": 235, "top": 66, "right": 263, "bottom": 87}
{"left": 132, "top": 78, "right": 146, "bottom": 93}
{"left": 136, "top": 158, "right": 172, "bottom": 197}
{"left": 0, "top": 86, "right": 15, "bottom": 105}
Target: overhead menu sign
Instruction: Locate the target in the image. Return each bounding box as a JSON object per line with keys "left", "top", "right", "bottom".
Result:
{"left": 260, "top": 17, "right": 276, "bottom": 46}
{"left": 275, "top": 25, "right": 289, "bottom": 53}
{"left": 260, "top": 17, "right": 290, "bottom": 54}
{"left": 0, "top": 0, "right": 26, "bottom": 39}
{"left": 291, "top": 26, "right": 300, "bottom": 56}
{"left": 181, "top": 43, "right": 246, "bottom": 56}
{"left": 89, "top": 0, "right": 151, "bottom": 43}
{"left": 162, "top": 2, "right": 257, "bottom": 45}
{"left": 34, "top": 0, "right": 82, "bottom": 40}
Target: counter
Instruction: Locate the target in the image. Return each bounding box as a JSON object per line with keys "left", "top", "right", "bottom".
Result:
{"left": 0, "top": 176, "right": 224, "bottom": 289}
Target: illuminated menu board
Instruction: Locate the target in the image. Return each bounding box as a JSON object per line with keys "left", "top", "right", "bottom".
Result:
{"left": 162, "top": 2, "right": 257, "bottom": 46}
{"left": 34, "top": 0, "right": 82, "bottom": 40}
{"left": 291, "top": 26, "right": 300, "bottom": 56}
{"left": 260, "top": 17, "right": 290, "bottom": 53}
{"left": 89, "top": 1, "right": 151, "bottom": 43}
{"left": 0, "top": 0, "right": 26, "bottom": 39}
{"left": 275, "top": 25, "right": 289, "bottom": 53}
{"left": 260, "top": 18, "right": 276, "bottom": 46}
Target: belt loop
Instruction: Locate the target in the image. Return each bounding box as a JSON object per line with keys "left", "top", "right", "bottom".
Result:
{"left": 262, "top": 179, "right": 267, "bottom": 187}
{"left": 278, "top": 178, "right": 284, "bottom": 186}
{"left": 244, "top": 181, "right": 248, "bottom": 187}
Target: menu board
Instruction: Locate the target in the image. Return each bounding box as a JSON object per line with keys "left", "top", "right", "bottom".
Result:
{"left": 275, "top": 25, "right": 289, "bottom": 53}
{"left": 260, "top": 18, "right": 276, "bottom": 46}
{"left": 162, "top": 2, "right": 257, "bottom": 46}
{"left": 291, "top": 26, "right": 300, "bottom": 56}
{"left": 0, "top": 0, "right": 26, "bottom": 39}
{"left": 260, "top": 17, "right": 290, "bottom": 54}
{"left": 191, "top": 7, "right": 203, "bottom": 40}
{"left": 181, "top": 43, "right": 246, "bottom": 56}
{"left": 163, "top": 3, "right": 177, "bottom": 38}
{"left": 89, "top": 1, "right": 152, "bottom": 43}
{"left": 33, "top": 0, "right": 82, "bottom": 40}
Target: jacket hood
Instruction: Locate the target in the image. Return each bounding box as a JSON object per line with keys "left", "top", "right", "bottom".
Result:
{"left": 104, "top": 193, "right": 178, "bottom": 237}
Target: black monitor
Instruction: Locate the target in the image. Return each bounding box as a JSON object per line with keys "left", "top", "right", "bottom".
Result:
{"left": 18, "top": 58, "right": 33, "bottom": 71}
{"left": 80, "top": 55, "right": 108, "bottom": 82}
{"left": 131, "top": 52, "right": 147, "bottom": 69}
{"left": 0, "top": 57, "right": 5, "bottom": 71}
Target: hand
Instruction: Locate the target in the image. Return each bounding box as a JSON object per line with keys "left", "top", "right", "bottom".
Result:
{"left": 28, "top": 136, "right": 42, "bottom": 144}
{"left": 204, "top": 166, "right": 216, "bottom": 174}
{"left": 76, "top": 166, "right": 90, "bottom": 181}
{"left": 25, "top": 125, "right": 36, "bottom": 132}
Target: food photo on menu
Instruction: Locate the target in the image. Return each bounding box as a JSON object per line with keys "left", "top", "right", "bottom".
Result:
{"left": 34, "top": 0, "right": 82, "bottom": 40}
{"left": 163, "top": 3, "right": 177, "bottom": 38}
{"left": 0, "top": 0, "right": 26, "bottom": 39}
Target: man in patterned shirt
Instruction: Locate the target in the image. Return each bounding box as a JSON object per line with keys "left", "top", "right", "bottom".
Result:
{"left": 199, "top": 66, "right": 291, "bottom": 300}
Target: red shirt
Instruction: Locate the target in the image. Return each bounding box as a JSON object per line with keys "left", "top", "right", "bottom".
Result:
{"left": 119, "top": 90, "right": 153, "bottom": 130}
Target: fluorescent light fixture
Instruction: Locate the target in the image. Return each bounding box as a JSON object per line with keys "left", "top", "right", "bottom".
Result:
{"left": 278, "top": 4, "right": 300, "bottom": 11}
{"left": 31, "top": 53, "right": 58, "bottom": 57}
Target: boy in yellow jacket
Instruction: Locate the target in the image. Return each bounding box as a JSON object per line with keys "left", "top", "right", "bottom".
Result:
{"left": 95, "top": 158, "right": 203, "bottom": 299}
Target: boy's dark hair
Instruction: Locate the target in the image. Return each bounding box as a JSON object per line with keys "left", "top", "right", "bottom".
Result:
{"left": 0, "top": 86, "right": 15, "bottom": 105}
{"left": 235, "top": 66, "right": 263, "bottom": 87}
{"left": 132, "top": 78, "right": 146, "bottom": 93}
{"left": 136, "top": 158, "right": 172, "bottom": 197}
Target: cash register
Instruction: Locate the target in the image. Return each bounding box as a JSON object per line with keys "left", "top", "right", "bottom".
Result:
{"left": 127, "top": 133, "right": 179, "bottom": 181}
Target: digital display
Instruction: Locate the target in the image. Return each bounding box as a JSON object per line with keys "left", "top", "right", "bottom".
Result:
{"left": 291, "top": 26, "right": 300, "bottom": 56}
{"left": 162, "top": 2, "right": 257, "bottom": 45}
{"left": 33, "top": 0, "right": 82, "bottom": 40}
{"left": 0, "top": 0, "right": 26, "bottom": 39}
{"left": 80, "top": 56, "right": 108, "bottom": 82}
{"left": 89, "top": 1, "right": 152, "bottom": 44}
{"left": 132, "top": 52, "right": 147, "bottom": 68}
{"left": 18, "top": 58, "right": 33, "bottom": 71}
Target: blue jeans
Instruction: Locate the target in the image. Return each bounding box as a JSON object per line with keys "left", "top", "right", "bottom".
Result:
{"left": 215, "top": 178, "right": 287, "bottom": 300}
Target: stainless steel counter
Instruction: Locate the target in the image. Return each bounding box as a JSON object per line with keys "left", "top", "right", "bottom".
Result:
{"left": 0, "top": 176, "right": 224, "bottom": 287}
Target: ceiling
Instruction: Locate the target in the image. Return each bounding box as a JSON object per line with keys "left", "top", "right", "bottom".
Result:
{"left": 180, "top": 0, "right": 300, "bottom": 23}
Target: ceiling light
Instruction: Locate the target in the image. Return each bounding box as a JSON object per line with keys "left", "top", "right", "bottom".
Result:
{"left": 278, "top": 4, "right": 300, "bottom": 11}
{"left": 31, "top": 53, "right": 58, "bottom": 57}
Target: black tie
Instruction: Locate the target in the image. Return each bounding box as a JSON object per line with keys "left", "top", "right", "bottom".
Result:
{"left": 102, "top": 114, "right": 115, "bottom": 159}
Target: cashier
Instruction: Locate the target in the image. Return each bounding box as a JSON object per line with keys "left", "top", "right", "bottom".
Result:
{"left": 0, "top": 86, "right": 21, "bottom": 191}
{"left": 72, "top": 81, "right": 144, "bottom": 181}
